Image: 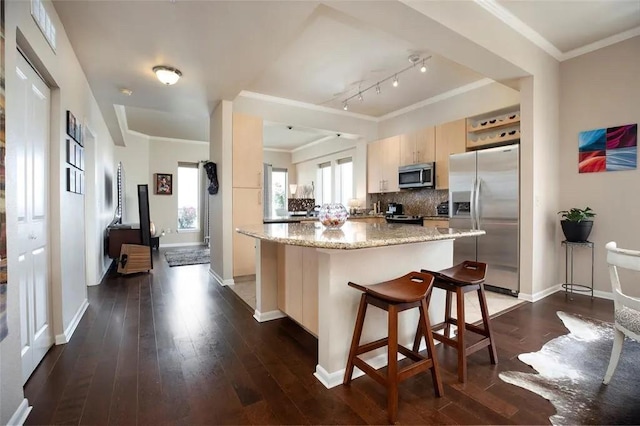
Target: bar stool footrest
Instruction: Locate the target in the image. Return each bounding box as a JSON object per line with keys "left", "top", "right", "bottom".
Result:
{"left": 356, "top": 337, "right": 388, "bottom": 355}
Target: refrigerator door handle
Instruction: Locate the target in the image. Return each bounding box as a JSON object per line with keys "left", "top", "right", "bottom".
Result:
{"left": 475, "top": 178, "right": 482, "bottom": 229}
{"left": 470, "top": 177, "right": 477, "bottom": 229}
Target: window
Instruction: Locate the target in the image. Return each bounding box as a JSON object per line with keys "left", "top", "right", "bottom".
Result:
{"left": 319, "top": 162, "right": 332, "bottom": 205}
{"left": 336, "top": 158, "right": 353, "bottom": 207}
{"left": 177, "top": 163, "right": 199, "bottom": 230}
{"left": 271, "top": 168, "right": 288, "bottom": 217}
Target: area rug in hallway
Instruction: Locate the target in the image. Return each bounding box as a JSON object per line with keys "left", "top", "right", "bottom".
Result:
{"left": 499, "top": 311, "right": 640, "bottom": 425}
{"left": 164, "top": 248, "right": 210, "bottom": 267}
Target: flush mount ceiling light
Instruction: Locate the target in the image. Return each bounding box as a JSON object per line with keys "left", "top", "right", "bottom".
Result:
{"left": 341, "top": 55, "right": 431, "bottom": 111}
{"left": 153, "top": 65, "right": 182, "bottom": 85}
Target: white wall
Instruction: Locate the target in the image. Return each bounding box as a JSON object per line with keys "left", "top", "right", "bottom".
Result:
{"left": 264, "top": 150, "right": 296, "bottom": 184}
{"left": 559, "top": 36, "right": 640, "bottom": 296}
{"left": 3, "top": 0, "right": 116, "bottom": 421}
{"left": 209, "top": 100, "right": 234, "bottom": 285}
{"left": 148, "top": 138, "right": 209, "bottom": 245}
{"left": 234, "top": 94, "right": 379, "bottom": 143}
{"left": 378, "top": 82, "right": 520, "bottom": 138}
{"left": 114, "top": 134, "right": 209, "bottom": 245}
{"left": 83, "top": 125, "right": 115, "bottom": 286}
{"left": 115, "top": 133, "right": 149, "bottom": 223}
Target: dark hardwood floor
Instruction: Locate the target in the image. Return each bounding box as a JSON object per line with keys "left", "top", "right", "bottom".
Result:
{"left": 25, "top": 250, "right": 614, "bottom": 425}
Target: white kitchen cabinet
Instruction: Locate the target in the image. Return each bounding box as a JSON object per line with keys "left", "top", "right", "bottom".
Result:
{"left": 367, "top": 135, "right": 400, "bottom": 193}
{"left": 435, "top": 119, "right": 466, "bottom": 190}
{"left": 400, "top": 126, "right": 435, "bottom": 166}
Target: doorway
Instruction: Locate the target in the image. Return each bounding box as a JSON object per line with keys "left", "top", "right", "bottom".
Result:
{"left": 13, "top": 51, "right": 53, "bottom": 383}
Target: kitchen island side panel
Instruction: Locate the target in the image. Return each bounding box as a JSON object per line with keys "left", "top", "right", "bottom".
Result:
{"left": 316, "top": 239, "right": 452, "bottom": 387}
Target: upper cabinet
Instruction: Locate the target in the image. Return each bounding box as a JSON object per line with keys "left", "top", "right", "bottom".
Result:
{"left": 399, "top": 126, "right": 435, "bottom": 166}
{"left": 233, "top": 112, "right": 263, "bottom": 189}
{"left": 435, "top": 119, "right": 466, "bottom": 190}
{"left": 466, "top": 106, "right": 520, "bottom": 150}
{"left": 367, "top": 135, "right": 400, "bottom": 193}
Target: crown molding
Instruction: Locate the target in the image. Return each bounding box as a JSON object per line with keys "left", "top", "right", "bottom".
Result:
{"left": 263, "top": 147, "right": 293, "bottom": 153}
{"left": 147, "top": 135, "right": 209, "bottom": 145}
{"left": 475, "top": 0, "right": 640, "bottom": 62}
{"left": 561, "top": 26, "right": 640, "bottom": 61}
{"left": 379, "top": 78, "right": 495, "bottom": 121}
{"left": 237, "top": 90, "right": 378, "bottom": 122}
{"left": 291, "top": 135, "right": 337, "bottom": 153}
{"left": 474, "top": 0, "right": 563, "bottom": 60}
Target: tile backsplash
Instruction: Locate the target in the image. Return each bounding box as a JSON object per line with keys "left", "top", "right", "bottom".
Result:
{"left": 370, "top": 189, "right": 448, "bottom": 216}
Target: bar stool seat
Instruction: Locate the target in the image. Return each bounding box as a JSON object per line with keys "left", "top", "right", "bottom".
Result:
{"left": 344, "top": 271, "right": 443, "bottom": 424}
{"left": 414, "top": 260, "right": 498, "bottom": 382}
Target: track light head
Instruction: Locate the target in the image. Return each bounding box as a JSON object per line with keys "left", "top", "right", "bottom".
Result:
{"left": 375, "top": 83, "right": 381, "bottom": 95}
{"left": 392, "top": 75, "right": 399, "bottom": 87}
{"left": 343, "top": 101, "right": 348, "bottom": 111}
{"left": 420, "top": 60, "right": 427, "bottom": 73}
{"left": 358, "top": 92, "right": 363, "bottom": 102}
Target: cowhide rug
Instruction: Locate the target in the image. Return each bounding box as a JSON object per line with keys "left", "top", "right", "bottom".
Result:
{"left": 500, "top": 311, "right": 640, "bottom": 425}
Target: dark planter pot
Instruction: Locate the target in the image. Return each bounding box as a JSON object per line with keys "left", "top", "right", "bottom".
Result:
{"left": 561, "top": 220, "right": 593, "bottom": 242}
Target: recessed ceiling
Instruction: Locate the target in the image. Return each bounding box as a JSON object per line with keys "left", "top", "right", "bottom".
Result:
{"left": 263, "top": 121, "right": 357, "bottom": 151}
{"left": 497, "top": 0, "right": 640, "bottom": 53}
{"left": 247, "top": 6, "right": 486, "bottom": 117}
{"left": 53, "top": 0, "right": 640, "bottom": 146}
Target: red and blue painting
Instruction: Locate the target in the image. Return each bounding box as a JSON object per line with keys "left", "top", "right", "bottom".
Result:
{"left": 579, "top": 124, "right": 637, "bottom": 173}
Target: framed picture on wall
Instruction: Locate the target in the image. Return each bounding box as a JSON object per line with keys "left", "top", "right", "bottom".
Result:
{"left": 154, "top": 173, "right": 172, "bottom": 195}
{"left": 66, "top": 110, "right": 76, "bottom": 141}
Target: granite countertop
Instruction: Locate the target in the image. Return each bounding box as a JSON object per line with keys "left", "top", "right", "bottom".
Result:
{"left": 263, "top": 213, "right": 385, "bottom": 224}
{"left": 236, "top": 221, "right": 484, "bottom": 250}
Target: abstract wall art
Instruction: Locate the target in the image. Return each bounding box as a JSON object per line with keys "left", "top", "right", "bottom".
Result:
{"left": 579, "top": 124, "right": 637, "bottom": 173}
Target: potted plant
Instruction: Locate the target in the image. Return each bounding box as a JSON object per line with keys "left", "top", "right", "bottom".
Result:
{"left": 558, "top": 207, "right": 596, "bottom": 242}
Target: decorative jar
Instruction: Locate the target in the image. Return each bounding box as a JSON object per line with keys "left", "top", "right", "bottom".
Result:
{"left": 318, "top": 203, "right": 348, "bottom": 229}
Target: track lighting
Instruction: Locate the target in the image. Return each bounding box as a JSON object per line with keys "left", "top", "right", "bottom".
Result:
{"left": 339, "top": 55, "right": 431, "bottom": 111}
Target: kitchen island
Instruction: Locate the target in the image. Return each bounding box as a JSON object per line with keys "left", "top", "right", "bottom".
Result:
{"left": 236, "top": 221, "right": 484, "bottom": 388}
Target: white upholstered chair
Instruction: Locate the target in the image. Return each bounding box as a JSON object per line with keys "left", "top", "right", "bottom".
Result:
{"left": 603, "top": 241, "right": 640, "bottom": 385}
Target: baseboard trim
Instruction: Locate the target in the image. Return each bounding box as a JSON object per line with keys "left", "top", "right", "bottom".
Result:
{"left": 593, "top": 289, "right": 613, "bottom": 300}
{"left": 55, "top": 299, "right": 89, "bottom": 345}
{"left": 314, "top": 340, "right": 431, "bottom": 389}
{"left": 253, "top": 309, "right": 287, "bottom": 322}
{"left": 519, "top": 284, "right": 613, "bottom": 302}
{"left": 161, "top": 242, "right": 207, "bottom": 248}
{"left": 208, "top": 268, "right": 234, "bottom": 286}
{"left": 8, "top": 398, "right": 31, "bottom": 425}
{"left": 519, "top": 284, "right": 562, "bottom": 302}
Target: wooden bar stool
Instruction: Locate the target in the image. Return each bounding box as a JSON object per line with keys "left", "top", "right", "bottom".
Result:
{"left": 413, "top": 260, "right": 497, "bottom": 382}
{"left": 343, "top": 271, "right": 443, "bottom": 423}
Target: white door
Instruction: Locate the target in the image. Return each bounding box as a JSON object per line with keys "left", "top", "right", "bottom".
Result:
{"left": 14, "top": 53, "right": 53, "bottom": 383}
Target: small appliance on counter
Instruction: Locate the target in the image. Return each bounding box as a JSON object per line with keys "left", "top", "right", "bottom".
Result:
{"left": 386, "top": 202, "right": 403, "bottom": 216}
{"left": 437, "top": 201, "right": 449, "bottom": 217}
{"left": 385, "top": 215, "right": 424, "bottom": 226}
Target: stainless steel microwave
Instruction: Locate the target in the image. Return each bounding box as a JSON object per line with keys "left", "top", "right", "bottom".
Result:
{"left": 398, "top": 163, "right": 435, "bottom": 189}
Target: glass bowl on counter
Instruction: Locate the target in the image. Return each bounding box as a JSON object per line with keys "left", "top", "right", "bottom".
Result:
{"left": 318, "top": 203, "right": 348, "bottom": 229}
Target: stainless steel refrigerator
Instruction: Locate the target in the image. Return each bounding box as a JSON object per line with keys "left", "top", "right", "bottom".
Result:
{"left": 449, "top": 144, "right": 519, "bottom": 295}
